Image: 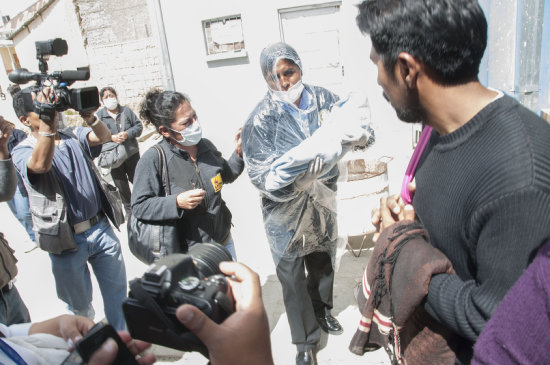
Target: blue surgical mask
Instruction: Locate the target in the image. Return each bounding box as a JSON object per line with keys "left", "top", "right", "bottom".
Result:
{"left": 169, "top": 120, "right": 202, "bottom": 146}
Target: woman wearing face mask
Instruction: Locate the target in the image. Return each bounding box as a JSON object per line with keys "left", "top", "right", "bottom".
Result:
{"left": 96, "top": 86, "right": 143, "bottom": 217}
{"left": 131, "top": 89, "right": 243, "bottom": 259}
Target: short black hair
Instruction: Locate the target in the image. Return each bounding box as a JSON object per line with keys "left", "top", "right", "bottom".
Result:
{"left": 12, "top": 91, "right": 30, "bottom": 119}
{"left": 357, "top": 0, "right": 487, "bottom": 84}
{"left": 139, "top": 88, "right": 190, "bottom": 131}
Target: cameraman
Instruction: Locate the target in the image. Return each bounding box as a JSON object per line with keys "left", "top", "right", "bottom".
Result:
{"left": 10, "top": 87, "right": 128, "bottom": 331}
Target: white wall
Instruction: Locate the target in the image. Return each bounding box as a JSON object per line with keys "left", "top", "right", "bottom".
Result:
{"left": 157, "top": 0, "right": 411, "bottom": 262}
{"left": 158, "top": 0, "right": 408, "bottom": 158}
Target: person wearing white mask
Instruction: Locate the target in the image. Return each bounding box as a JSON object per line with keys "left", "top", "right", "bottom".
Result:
{"left": 96, "top": 87, "right": 143, "bottom": 217}
{"left": 131, "top": 89, "right": 243, "bottom": 260}
{"left": 241, "top": 42, "right": 344, "bottom": 365}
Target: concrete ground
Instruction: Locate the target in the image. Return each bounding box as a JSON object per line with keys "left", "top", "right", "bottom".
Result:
{"left": 1, "top": 130, "right": 411, "bottom": 364}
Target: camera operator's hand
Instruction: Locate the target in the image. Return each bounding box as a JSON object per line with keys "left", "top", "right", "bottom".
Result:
{"left": 176, "top": 189, "right": 205, "bottom": 210}
{"left": 176, "top": 262, "right": 274, "bottom": 365}
{"left": 79, "top": 110, "right": 97, "bottom": 126}
{"left": 33, "top": 87, "right": 58, "bottom": 130}
{"left": 87, "top": 331, "right": 156, "bottom": 365}
{"left": 0, "top": 116, "right": 14, "bottom": 159}
{"left": 80, "top": 111, "right": 112, "bottom": 146}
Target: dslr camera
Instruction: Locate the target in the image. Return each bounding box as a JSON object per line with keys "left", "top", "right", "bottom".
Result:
{"left": 8, "top": 38, "right": 99, "bottom": 123}
{"left": 123, "top": 243, "right": 235, "bottom": 356}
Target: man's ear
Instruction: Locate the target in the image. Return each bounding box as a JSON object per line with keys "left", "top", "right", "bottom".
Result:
{"left": 19, "top": 115, "right": 30, "bottom": 127}
{"left": 397, "top": 52, "right": 421, "bottom": 89}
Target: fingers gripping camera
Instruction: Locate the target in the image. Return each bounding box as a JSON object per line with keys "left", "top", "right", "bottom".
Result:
{"left": 122, "top": 243, "right": 235, "bottom": 355}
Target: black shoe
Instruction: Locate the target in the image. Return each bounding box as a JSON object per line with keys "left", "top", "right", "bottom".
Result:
{"left": 316, "top": 313, "right": 344, "bottom": 335}
{"left": 296, "top": 349, "right": 316, "bottom": 365}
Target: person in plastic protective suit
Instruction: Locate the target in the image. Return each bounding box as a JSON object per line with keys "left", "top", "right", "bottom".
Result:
{"left": 241, "top": 42, "right": 373, "bottom": 365}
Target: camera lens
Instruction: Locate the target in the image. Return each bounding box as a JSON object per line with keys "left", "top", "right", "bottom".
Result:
{"left": 189, "top": 243, "right": 233, "bottom": 277}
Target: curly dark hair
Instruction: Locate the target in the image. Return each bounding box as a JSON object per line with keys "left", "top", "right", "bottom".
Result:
{"left": 356, "top": 0, "right": 487, "bottom": 84}
{"left": 139, "top": 89, "right": 190, "bottom": 131}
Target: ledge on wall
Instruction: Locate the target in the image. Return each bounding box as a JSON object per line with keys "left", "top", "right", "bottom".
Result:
{"left": 205, "top": 50, "right": 247, "bottom": 62}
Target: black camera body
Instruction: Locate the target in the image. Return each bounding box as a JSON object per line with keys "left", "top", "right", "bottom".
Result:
{"left": 8, "top": 38, "right": 99, "bottom": 122}
{"left": 123, "top": 243, "right": 235, "bottom": 355}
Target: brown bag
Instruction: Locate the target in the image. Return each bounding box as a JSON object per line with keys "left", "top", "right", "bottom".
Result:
{"left": 0, "top": 233, "right": 18, "bottom": 288}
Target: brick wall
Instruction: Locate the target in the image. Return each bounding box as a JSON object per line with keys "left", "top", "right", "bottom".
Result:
{"left": 75, "top": 0, "right": 164, "bottom": 113}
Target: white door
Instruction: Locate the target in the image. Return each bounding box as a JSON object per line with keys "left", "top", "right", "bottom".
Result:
{"left": 279, "top": 3, "right": 344, "bottom": 95}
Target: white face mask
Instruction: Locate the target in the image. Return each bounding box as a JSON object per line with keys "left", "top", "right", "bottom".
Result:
{"left": 103, "top": 97, "right": 118, "bottom": 111}
{"left": 272, "top": 80, "right": 304, "bottom": 104}
{"left": 169, "top": 120, "right": 202, "bottom": 146}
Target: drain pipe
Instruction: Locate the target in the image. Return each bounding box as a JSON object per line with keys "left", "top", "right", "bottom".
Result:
{"left": 148, "top": 0, "right": 175, "bottom": 91}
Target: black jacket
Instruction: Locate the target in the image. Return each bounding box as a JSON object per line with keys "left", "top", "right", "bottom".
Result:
{"left": 131, "top": 138, "right": 244, "bottom": 249}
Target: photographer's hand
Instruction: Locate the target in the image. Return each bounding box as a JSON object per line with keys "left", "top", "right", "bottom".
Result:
{"left": 87, "top": 331, "right": 156, "bottom": 365}
{"left": 176, "top": 262, "right": 274, "bottom": 365}
{"left": 176, "top": 189, "right": 205, "bottom": 210}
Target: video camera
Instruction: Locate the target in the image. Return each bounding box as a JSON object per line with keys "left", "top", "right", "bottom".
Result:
{"left": 123, "top": 243, "right": 235, "bottom": 356}
{"left": 8, "top": 38, "right": 99, "bottom": 122}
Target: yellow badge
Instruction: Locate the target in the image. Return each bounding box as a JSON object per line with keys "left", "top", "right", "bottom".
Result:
{"left": 211, "top": 173, "right": 223, "bottom": 193}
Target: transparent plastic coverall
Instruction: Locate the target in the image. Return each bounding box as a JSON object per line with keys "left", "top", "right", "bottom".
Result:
{"left": 241, "top": 42, "right": 374, "bottom": 266}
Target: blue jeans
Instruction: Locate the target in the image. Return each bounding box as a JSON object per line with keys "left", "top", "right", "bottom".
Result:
{"left": 6, "top": 185, "right": 35, "bottom": 241}
{"left": 49, "top": 217, "right": 127, "bottom": 330}
{"left": 223, "top": 235, "right": 237, "bottom": 261}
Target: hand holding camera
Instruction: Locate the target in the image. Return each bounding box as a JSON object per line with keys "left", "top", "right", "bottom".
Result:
{"left": 176, "top": 261, "right": 274, "bottom": 365}
{"left": 123, "top": 243, "right": 236, "bottom": 356}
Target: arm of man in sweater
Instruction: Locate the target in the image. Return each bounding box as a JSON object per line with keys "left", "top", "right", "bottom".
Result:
{"left": 424, "top": 190, "right": 550, "bottom": 341}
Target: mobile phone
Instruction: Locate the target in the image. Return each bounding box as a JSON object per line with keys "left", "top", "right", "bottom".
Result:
{"left": 63, "top": 322, "right": 138, "bottom": 365}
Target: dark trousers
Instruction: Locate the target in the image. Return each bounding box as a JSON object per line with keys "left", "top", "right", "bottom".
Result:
{"left": 0, "top": 284, "right": 31, "bottom": 325}
{"left": 276, "top": 251, "right": 334, "bottom": 351}
{"left": 110, "top": 152, "right": 140, "bottom": 217}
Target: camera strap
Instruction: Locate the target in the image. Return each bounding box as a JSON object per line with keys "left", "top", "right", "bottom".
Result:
{"left": 129, "top": 279, "right": 179, "bottom": 332}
